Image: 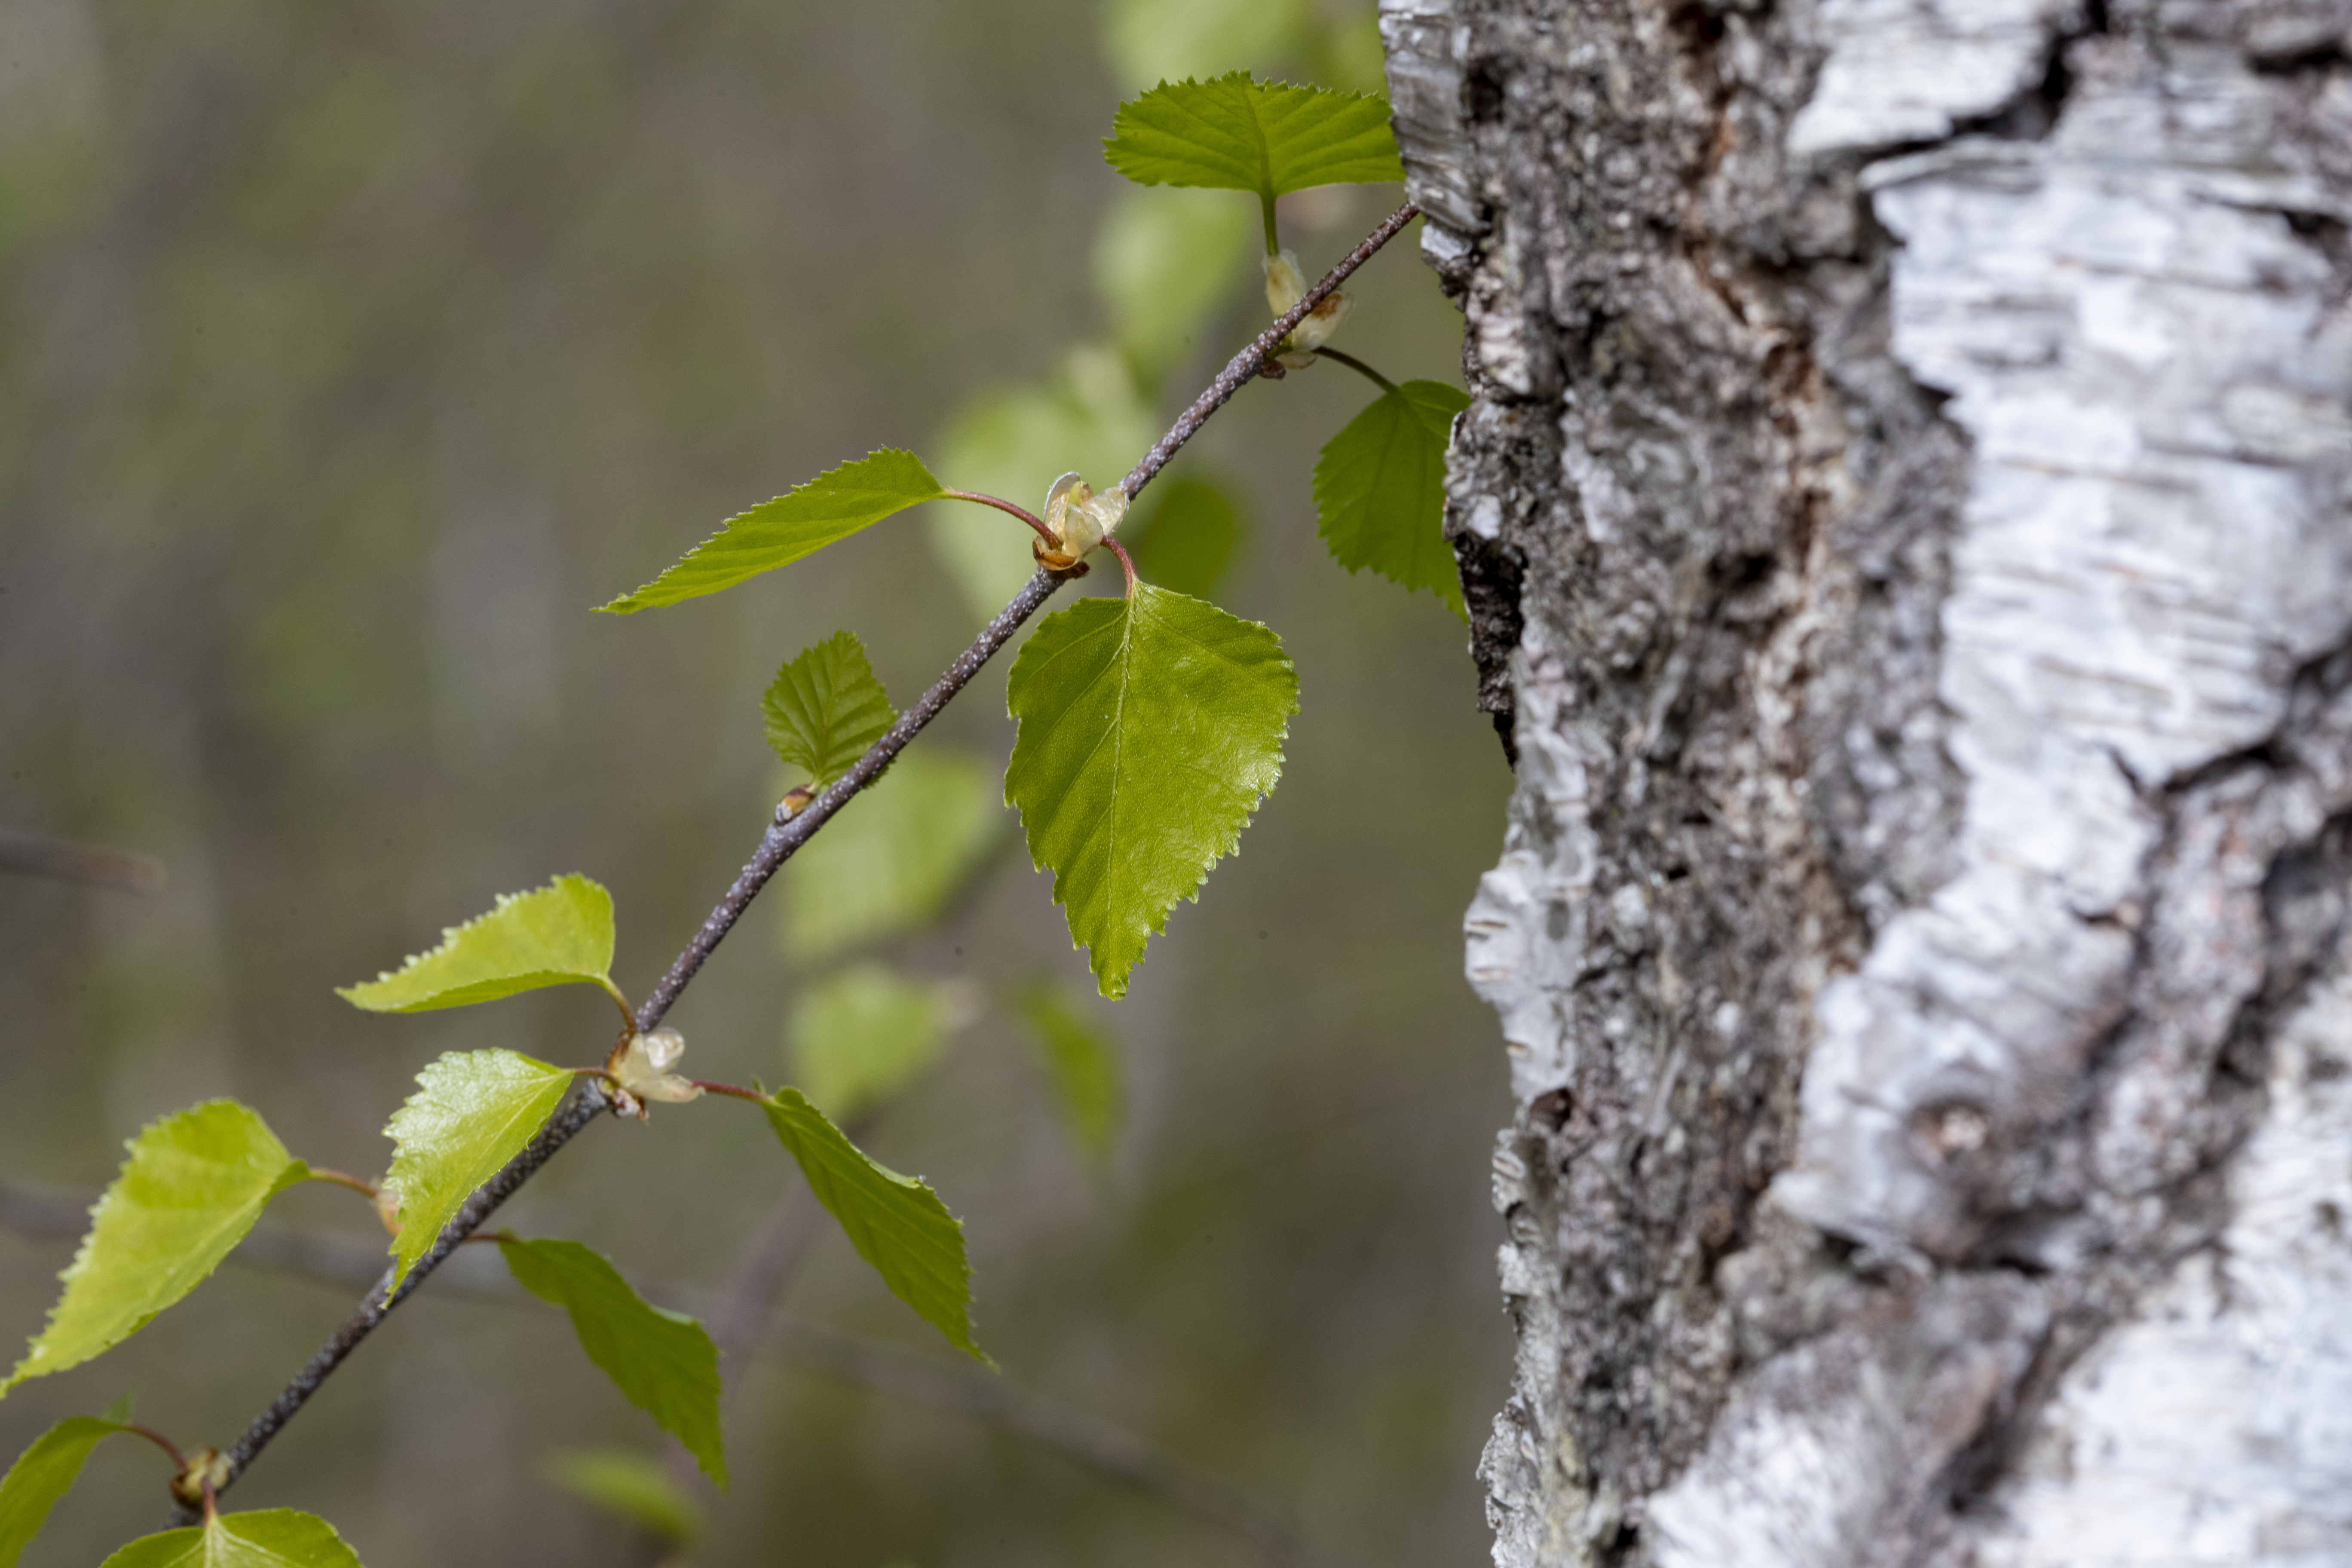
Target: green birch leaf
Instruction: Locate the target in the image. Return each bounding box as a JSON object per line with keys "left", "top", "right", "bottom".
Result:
{"left": 336, "top": 875, "right": 617, "bottom": 1013}
{"left": 499, "top": 1240, "right": 726, "bottom": 1489}
{"left": 790, "top": 964, "right": 951, "bottom": 1124}
{"left": 97, "top": 1509, "right": 366, "bottom": 1568}
{"left": 763, "top": 630, "right": 895, "bottom": 788}
{"left": 1016, "top": 986, "right": 1124, "bottom": 1163}
{"left": 5, "top": 1102, "right": 307, "bottom": 1395}
{"left": 544, "top": 1449, "right": 703, "bottom": 1543}
{"left": 759, "top": 1088, "right": 983, "bottom": 1361}
{"left": 780, "top": 747, "right": 1002, "bottom": 963}
{"left": 0, "top": 1413, "right": 131, "bottom": 1566}
{"left": 1103, "top": 73, "right": 1402, "bottom": 245}
{"left": 1313, "top": 380, "right": 1470, "bottom": 618}
{"left": 602, "top": 449, "right": 946, "bottom": 613}
{"left": 382, "top": 1051, "right": 573, "bottom": 1287}
{"left": 1123, "top": 475, "right": 1246, "bottom": 600}
{"left": 1004, "top": 585, "right": 1297, "bottom": 998}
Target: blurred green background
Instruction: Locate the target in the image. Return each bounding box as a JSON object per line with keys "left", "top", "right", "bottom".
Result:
{"left": 0, "top": 0, "right": 1513, "bottom": 1562}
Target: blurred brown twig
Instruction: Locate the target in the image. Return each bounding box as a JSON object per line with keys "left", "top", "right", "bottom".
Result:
{"left": 0, "top": 829, "right": 166, "bottom": 894}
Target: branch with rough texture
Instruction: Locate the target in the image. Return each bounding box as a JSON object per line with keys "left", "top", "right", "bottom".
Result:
{"left": 0, "top": 1181, "right": 1311, "bottom": 1560}
{"left": 147, "top": 205, "right": 1421, "bottom": 1522}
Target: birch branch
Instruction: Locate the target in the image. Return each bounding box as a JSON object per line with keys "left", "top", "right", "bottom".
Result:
{"left": 131, "top": 202, "right": 1418, "bottom": 1522}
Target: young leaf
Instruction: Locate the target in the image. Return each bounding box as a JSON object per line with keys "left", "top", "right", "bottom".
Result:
{"left": 5, "top": 1102, "right": 307, "bottom": 1396}
{"left": 383, "top": 1051, "right": 574, "bottom": 1286}
{"left": 1123, "top": 475, "right": 1246, "bottom": 600}
{"left": 544, "top": 1449, "right": 704, "bottom": 1543}
{"left": 336, "top": 874, "right": 617, "bottom": 1014}
{"left": 1016, "top": 986, "right": 1125, "bottom": 1164}
{"left": 763, "top": 631, "right": 895, "bottom": 787}
{"left": 602, "top": 449, "right": 947, "bottom": 613}
{"left": 780, "top": 747, "right": 1002, "bottom": 963}
{"left": 1313, "top": 380, "right": 1471, "bottom": 618}
{"left": 760, "top": 1088, "right": 984, "bottom": 1361}
{"left": 1103, "top": 74, "right": 1403, "bottom": 246}
{"left": 790, "top": 964, "right": 950, "bottom": 1124}
{"left": 98, "top": 1509, "right": 366, "bottom": 1568}
{"left": 499, "top": 1239, "right": 726, "bottom": 1489}
{"left": 0, "top": 1413, "right": 131, "bottom": 1566}
{"left": 1004, "top": 586, "right": 1298, "bottom": 998}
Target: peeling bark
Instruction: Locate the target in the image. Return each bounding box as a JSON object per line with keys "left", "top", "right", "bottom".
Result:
{"left": 1381, "top": 0, "right": 2352, "bottom": 1560}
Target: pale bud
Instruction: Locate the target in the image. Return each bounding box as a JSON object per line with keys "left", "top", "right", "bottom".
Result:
{"left": 1036, "top": 471, "right": 1128, "bottom": 570}
{"left": 614, "top": 1027, "right": 703, "bottom": 1106}
{"left": 1263, "top": 248, "right": 1308, "bottom": 316}
{"left": 1263, "top": 247, "right": 1349, "bottom": 368}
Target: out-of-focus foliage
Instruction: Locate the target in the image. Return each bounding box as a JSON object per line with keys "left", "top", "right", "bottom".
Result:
{"left": 1092, "top": 189, "right": 1257, "bottom": 378}
{"left": 1103, "top": 0, "right": 1312, "bottom": 87}
{"left": 790, "top": 965, "right": 952, "bottom": 1125}
{"left": 1017, "top": 985, "right": 1124, "bottom": 1163}
{"left": 779, "top": 747, "right": 1002, "bottom": 963}
{"left": 5, "top": 1103, "right": 306, "bottom": 1394}
{"left": 335, "top": 876, "right": 619, "bottom": 1013}
{"left": 1122, "top": 473, "right": 1247, "bottom": 598}
{"left": 543, "top": 1449, "right": 703, "bottom": 1543}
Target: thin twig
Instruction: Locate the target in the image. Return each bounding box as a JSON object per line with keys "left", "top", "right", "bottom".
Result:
{"left": 149, "top": 204, "right": 1422, "bottom": 1523}
{"left": 1121, "top": 202, "right": 1418, "bottom": 503}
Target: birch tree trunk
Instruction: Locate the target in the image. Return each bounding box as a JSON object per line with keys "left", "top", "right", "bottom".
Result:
{"left": 1380, "top": 0, "right": 2352, "bottom": 1560}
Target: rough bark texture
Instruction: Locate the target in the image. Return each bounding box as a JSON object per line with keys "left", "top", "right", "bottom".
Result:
{"left": 1382, "top": 0, "right": 2352, "bottom": 1559}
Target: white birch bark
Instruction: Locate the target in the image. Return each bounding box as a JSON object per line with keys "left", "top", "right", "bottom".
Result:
{"left": 1382, "top": 0, "right": 2352, "bottom": 1560}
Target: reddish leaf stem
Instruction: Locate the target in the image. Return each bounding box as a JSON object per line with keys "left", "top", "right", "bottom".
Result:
{"left": 1102, "top": 538, "right": 1139, "bottom": 597}
{"left": 942, "top": 488, "right": 1057, "bottom": 545}
{"left": 687, "top": 1078, "right": 772, "bottom": 1105}
{"left": 122, "top": 1422, "right": 188, "bottom": 1471}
